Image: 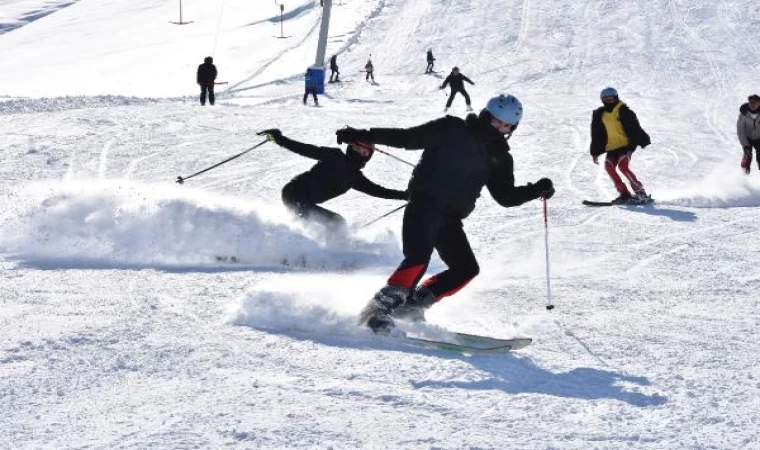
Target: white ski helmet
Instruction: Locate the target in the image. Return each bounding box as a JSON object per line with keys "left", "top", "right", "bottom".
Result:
{"left": 486, "top": 94, "right": 522, "bottom": 126}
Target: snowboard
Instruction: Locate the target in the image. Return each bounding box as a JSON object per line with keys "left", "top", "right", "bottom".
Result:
{"left": 401, "top": 332, "right": 532, "bottom": 354}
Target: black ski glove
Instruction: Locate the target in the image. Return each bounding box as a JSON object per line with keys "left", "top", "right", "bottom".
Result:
{"left": 336, "top": 126, "right": 372, "bottom": 145}
{"left": 257, "top": 129, "right": 282, "bottom": 142}
{"left": 533, "top": 178, "right": 555, "bottom": 200}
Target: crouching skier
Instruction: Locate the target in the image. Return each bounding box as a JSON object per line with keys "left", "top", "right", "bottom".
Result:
{"left": 335, "top": 94, "right": 555, "bottom": 333}
{"left": 257, "top": 129, "right": 408, "bottom": 236}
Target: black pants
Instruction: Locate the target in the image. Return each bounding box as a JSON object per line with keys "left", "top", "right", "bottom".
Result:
{"left": 329, "top": 68, "right": 339, "bottom": 82}
{"left": 445, "top": 88, "right": 471, "bottom": 108}
{"left": 366, "top": 71, "right": 374, "bottom": 81}
{"left": 742, "top": 139, "right": 760, "bottom": 170}
{"left": 282, "top": 183, "right": 346, "bottom": 230}
{"left": 387, "top": 198, "right": 479, "bottom": 299}
{"left": 426, "top": 62, "right": 434, "bottom": 73}
{"left": 200, "top": 84, "right": 215, "bottom": 105}
{"left": 303, "top": 87, "right": 318, "bottom": 105}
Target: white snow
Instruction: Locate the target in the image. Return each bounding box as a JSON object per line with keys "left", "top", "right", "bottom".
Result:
{"left": 2, "top": 0, "right": 760, "bottom": 448}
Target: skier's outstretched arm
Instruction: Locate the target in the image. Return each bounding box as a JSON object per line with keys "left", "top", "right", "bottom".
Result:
{"left": 336, "top": 117, "right": 451, "bottom": 150}
{"left": 352, "top": 174, "right": 408, "bottom": 200}
{"left": 462, "top": 75, "right": 474, "bottom": 85}
{"left": 258, "top": 129, "right": 341, "bottom": 161}
{"left": 486, "top": 156, "right": 554, "bottom": 207}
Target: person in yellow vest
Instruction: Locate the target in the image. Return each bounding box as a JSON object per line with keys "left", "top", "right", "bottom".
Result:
{"left": 590, "top": 87, "right": 652, "bottom": 204}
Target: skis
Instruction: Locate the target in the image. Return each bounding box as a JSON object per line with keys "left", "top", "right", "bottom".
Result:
{"left": 401, "top": 332, "right": 531, "bottom": 354}
{"left": 583, "top": 195, "right": 653, "bottom": 207}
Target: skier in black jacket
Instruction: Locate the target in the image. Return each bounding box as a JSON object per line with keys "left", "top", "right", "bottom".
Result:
{"left": 335, "top": 94, "right": 555, "bottom": 332}
{"left": 257, "top": 129, "right": 408, "bottom": 232}
{"left": 196, "top": 56, "right": 218, "bottom": 106}
{"left": 329, "top": 55, "right": 340, "bottom": 83}
{"left": 425, "top": 49, "right": 435, "bottom": 74}
{"left": 440, "top": 67, "right": 474, "bottom": 112}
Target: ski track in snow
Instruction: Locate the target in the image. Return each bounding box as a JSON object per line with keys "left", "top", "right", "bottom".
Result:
{"left": 2, "top": 0, "right": 760, "bottom": 449}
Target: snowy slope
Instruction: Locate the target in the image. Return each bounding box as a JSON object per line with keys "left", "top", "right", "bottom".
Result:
{"left": 2, "top": 0, "right": 760, "bottom": 449}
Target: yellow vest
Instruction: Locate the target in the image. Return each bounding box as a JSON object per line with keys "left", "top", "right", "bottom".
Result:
{"left": 602, "top": 102, "right": 629, "bottom": 152}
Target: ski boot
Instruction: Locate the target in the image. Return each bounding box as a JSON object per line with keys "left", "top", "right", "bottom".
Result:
{"left": 631, "top": 191, "right": 652, "bottom": 205}
{"left": 465, "top": 105, "right": 474, "bottom": 112}
{"left": 611, "top": 193, "right": 633, "bottom": 205}
{"left": 392, "top": 286, "right": 437, "bottom": 322}
{"left": 358, "top": 285, "right": 409, "bottom": 333}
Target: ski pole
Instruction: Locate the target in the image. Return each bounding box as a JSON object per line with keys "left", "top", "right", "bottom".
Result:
{"left": 543, "top": 198, "right": 555, "bottom": 310}
{"left": 175, "top": 139, "right": 269, "bottom": 184}
{"left": 360, "top": 203, "right": 407, "bottom": 228}
{"left": 374, "top": 147, "right": 415, "bottom": 168}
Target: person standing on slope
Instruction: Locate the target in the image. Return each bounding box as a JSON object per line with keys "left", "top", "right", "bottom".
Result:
{"left": 256, "top": 129, "right": 408, "bottom": 233}
{"left": 440, "top": 67, "right": 474, "bottom": 112}
{"left": 196, "top": 56, "right": 218, "bottom": 106}
{"left": 335, "top": 94, "right": 555, "bottom": 333}
{"left": 590, "top": 87, "right": 652, "bottom": 204}
{"left": 329, "top": 55, "right": 340, "bottom": 83}
{"left": 737, "top": 94, "right": 760, "bottom": 174}
{"left": 364, "top": 59, "right": 375, "bottom": 82}
{"left": 303, "top": 69, "right": 319, "bottom": 106}
{"left": 425, "top": 49, "right": 436, "bottom": 74}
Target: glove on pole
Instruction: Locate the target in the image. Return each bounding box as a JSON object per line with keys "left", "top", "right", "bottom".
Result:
{"left": 175, "top": 139, "right": 269, "bottom": 184}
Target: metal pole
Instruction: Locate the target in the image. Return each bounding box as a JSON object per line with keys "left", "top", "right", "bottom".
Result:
{"left": 179, "top": 0, "right": 183, "bottom": 24}
{"left": 176, "top": 139, "right": 269, "bottom": 184}
{"left": 374, "top": 147, "right": 415, "bottom": 168}
{"left": 315, "top": 0, "right": 332, "bottom": 66}
{"left": 280, "top": 5, "right": 284, "bottom": 38}
{"left": 360, "top": 203, "right": 407, "bottom": 228}
{"left": 543, "top": 198, "right": 555, "bottom": 310}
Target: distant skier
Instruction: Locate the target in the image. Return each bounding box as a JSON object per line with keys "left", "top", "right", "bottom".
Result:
{"left": 440, "top": 67, "right": 474, "bottom": 112}
{"left": 329, "top": 55, "right": 340, "bottom": 83}
{"left": 737, "top": 94, "right": 760, "bottom": 174}
{"left": 256, "top": 128, "right": 408, "bottom": 232}
{"left": 364, "top": 59, "right": 375, "bottom": 82}
{"left": 335, "top": 94, "right": 555, "bottom": 333}
{"left": 425, "top": 49, "right": 435, "bottom": 74}
{"left": 196, "top": 56, "right": 218, "bottom": 106}
{"left": 303, "top": 69, "right": 319, "bottom": 106}
{"left": 590, "top": 87, "right": 652, "bottom": 204}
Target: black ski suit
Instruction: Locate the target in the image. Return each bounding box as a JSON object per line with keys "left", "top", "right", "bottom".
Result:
{"left": 197, "top": 60, "right": 218, "bottom": 106}
{"left": 329, "top": 55, "right": 340, "bottom": 82}
{"left": 426, "top": 50, "right": 435, "bottom": 73}
{"left": 272, "top": 134, "right": 408, "bottom": 230}
{"left": 441, "top": 72, "right": 474, "bottom": 108}
{"left": 338, "top": 112, "right": 551, "bottom": 299}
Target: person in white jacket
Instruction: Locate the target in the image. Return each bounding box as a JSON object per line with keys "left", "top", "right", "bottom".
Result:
{"left": 737, "top": 94, "right": 760, "bottom": 174}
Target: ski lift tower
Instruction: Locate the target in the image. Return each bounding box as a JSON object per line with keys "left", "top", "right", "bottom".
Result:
{"left": 306, "top": 0, "right": 332, "bottom": 95}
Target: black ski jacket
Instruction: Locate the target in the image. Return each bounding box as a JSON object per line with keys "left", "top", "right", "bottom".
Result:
{"left": 441, "top": 73, "right": 474, "bottom": 92}
{"left": 274, "top": 135, "right": 407, "bottom": 204}
{"left": 368, "top": 113, "right": 542, "bottom": 218}
{"left": 590, "top": 102, "right": 651, "bottom": 157}
{"left": 427, "top": 51, "right": 435, "bottom": 63}
{"left": 197, "top": 62, "right": 217, "bottom": 85}
{"left": 330, "top": 55, "right": 338, "bottom": 70}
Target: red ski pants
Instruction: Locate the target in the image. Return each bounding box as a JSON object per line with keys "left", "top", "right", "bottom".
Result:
{"left": 605, "top": 150, "right": 644, "bottom": 196}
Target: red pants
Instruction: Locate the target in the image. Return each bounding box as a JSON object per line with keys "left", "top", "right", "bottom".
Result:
{"left": 605, "top": 150, "right": 644, "bottom": 196}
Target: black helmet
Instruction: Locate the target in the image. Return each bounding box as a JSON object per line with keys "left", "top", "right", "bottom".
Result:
{"left": 204, "top": 56, "right": 213, "bottom": 64}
